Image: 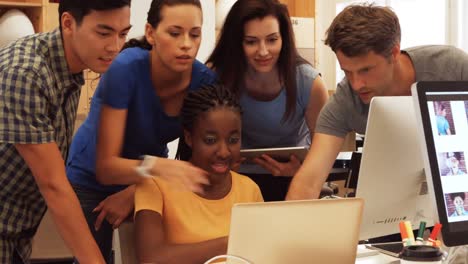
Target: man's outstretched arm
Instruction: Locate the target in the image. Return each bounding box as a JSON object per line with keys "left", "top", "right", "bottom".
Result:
{"left": 16, "top": 143, "right": 105, "bottom": 264}
{"left": 286, "top": 133, "right": 344, "bottom": 200}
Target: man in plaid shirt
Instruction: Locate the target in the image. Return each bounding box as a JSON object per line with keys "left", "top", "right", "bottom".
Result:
{"left": 0, "top": 0, "right": 131, "bottom": 262}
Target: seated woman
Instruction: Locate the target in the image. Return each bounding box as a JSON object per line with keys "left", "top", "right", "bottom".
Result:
{"left": 134, "top": 84, "right": 264, "bottom": 263}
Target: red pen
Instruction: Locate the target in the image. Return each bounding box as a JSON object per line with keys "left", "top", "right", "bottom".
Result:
{"left": 426, "top": 223, "right": 442, "bottom": 246}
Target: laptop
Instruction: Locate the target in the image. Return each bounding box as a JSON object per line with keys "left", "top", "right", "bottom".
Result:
{"left": 226, "top": 198, "right": 364, "bottom": 264}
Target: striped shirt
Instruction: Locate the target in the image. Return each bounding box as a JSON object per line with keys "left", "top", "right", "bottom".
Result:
{"left": 0, "top": 29, "right": 84, "bottom": 263}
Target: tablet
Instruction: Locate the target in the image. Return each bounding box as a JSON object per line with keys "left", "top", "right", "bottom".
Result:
{"left": 412, "top": 81, "right": 468, "bottom": 247}
{"left": 240, "top": 146, "right": 309, "bottom": 162}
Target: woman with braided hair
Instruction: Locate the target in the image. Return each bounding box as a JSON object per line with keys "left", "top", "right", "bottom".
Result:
{"left": 134, "top": 83, "right": 263, "bottom": 263}
{"left": 65, "top": 0, "right": 216, "bottom": 261}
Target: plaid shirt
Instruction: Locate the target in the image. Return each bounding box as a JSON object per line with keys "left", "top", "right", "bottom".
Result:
{"left": 0, "top": 29, "right": 84, "bottom": 263}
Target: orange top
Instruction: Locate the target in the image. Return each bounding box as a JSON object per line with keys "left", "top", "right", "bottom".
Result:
{"left": 135, "top": 171, "right": 263, "bottom": 243}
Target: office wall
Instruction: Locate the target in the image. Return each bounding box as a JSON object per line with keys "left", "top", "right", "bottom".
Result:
{"left": 280, "top": 0, "right": 315, "bottom": 17}
{"left": 281, "top": 0, "right": 315, "bottom": 65}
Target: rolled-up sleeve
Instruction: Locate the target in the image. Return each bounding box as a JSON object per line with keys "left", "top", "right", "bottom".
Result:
{"left": 0, "top": 66, "right": 54, "bottom": 144}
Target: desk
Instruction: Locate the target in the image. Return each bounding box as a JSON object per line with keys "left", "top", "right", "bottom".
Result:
{"left": 355, "top": 246, "right": 400, "bottom": 264}
{"left": 356, "top": 254, "right": 399, "bottom": 264}
{"left": 213, "top": 251, "right": 399, "bottom": 264}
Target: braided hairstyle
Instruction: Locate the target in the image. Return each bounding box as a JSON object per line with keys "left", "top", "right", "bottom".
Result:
{"left": 176, "top": 83, "right": 242, "bottom": 161}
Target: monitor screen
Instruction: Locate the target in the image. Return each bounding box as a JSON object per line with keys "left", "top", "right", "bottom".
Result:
{"left": 355, "top": 96, "right": 434, "bottom": 240}
{"left": 412, "top": 81, "right": 468, "bottom": 247}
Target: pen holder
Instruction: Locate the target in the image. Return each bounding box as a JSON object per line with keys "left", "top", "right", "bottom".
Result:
{"left": 399, "top": 245, "right": 443, "bottom": 263}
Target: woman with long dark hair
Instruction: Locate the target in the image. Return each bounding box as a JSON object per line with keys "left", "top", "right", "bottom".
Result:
{"left": 207, "top": 0, "right": 328, "bottom": 201}
{"left": 66, "top": 0, "right": 216, "bottom": 261}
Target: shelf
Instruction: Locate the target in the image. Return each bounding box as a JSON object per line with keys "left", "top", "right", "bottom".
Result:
{"left": 0, "top": 1, "right": 45, "bottom": 33}
{"left": 0, "top": 1, "right": 42, "bottom": 8}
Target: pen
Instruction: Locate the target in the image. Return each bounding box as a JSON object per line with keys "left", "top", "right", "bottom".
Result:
{"left": 427, "top": 223, "right": 442, "bottom": 246}
{"left": 404, "top": 221, "right": 415, "bottom": 245}
{"left": 416, "top": 221, "right": 426, "bottom": 244}
{"left": 399, "top": 221, "right": 409, "bottom": 246}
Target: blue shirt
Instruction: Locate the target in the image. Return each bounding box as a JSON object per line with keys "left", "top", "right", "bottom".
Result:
{"left": 66, "top": 47, "right": 216, "bottom": 193}
{"left": 240, "top": 64, "right": 319, "bottom": 148}
{"left": 445, "top": 169, "right": 465, "bottom": 176}
{"left": 450, "top": 208, "right": 468, "bottom": 217}
{"left": 436, "top": 115, "right": 449, "bottom": 135}
{"left": 239, "top": 64, "right": 319, "bottom": 174}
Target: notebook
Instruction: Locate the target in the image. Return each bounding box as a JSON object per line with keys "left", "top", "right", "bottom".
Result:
{"left": 226, "top": 198, "right": 364, "bottom": 264}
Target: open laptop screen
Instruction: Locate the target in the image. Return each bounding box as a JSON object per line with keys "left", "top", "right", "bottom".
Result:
{"left": 227, "top": 198, "right": 364, "bottom": 264}
{"left": 412, "top": 81, "right": 468, "bottom": 246}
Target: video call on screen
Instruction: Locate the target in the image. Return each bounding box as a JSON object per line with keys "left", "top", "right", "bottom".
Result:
{"left": 427, "top": 93, "right": 468, "bottom": 225}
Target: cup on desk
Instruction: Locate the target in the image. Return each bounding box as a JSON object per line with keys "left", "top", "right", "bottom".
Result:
{"left": 399, "top": 245, "right": 443, "bottom": 263}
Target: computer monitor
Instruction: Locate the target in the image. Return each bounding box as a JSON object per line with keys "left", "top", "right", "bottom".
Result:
{"left": 355, "top": 96, "right": 435, "bottom": 240}
{"left": 412, "top": 81, "right": 468, "bottom": 247}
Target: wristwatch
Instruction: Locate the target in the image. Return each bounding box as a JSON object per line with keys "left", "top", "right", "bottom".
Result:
{"left": 135, "top": 155, "right": 158, "bottom": 178}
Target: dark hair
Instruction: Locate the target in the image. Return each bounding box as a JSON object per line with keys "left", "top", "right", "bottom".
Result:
{"left": 324, "top": 3, "right": 401, "bottom": 58}
{"left": 206, "top": 0, "right": 307, "bottom": 121}
{"left": 447, "top": 152, "right": 461, "bottom": 161}
{"left": 59, "top": 0, "right": 131, "bottom": 30}
{"left": 450, "top": 192, "right": 466, "bottom": 202}
{"left": 122, "top": 0, "right": 202, "bottom": 51}
{"left": 176, "top": 83, "right": 242, "bottom": 161}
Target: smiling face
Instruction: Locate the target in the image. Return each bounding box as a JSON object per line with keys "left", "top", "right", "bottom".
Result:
{"left": 336, "top": 49, "right": 397, "bottom": 104}
{"left": 62, "top": 6, "right": 132, "bottom": 73}
{"left": 146, "top": 4, "right": 202, "bottom": 73}
{"left": 184, "top": 107, "right": 241, "bottom": 183}
{"left": 454, "top": 196, "right": 465, "bottom": 215}
{"left": 438, "top": 107, "right": 447, "bottom": 117}
{"left": 242, "top": 15, "right": 282, "bottom": 74}
{"left": 449, "top": 157, "right": 460, "bottom": 170}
